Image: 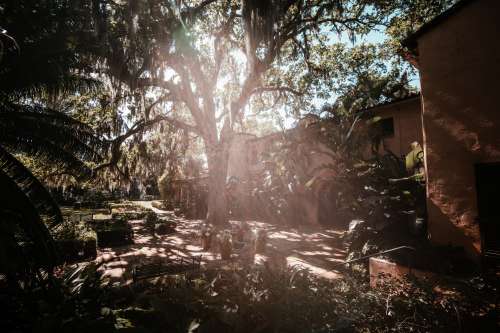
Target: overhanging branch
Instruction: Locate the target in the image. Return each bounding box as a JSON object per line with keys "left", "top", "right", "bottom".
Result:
{"left": 251, "top": 86, "right": 304, "bottom": 96}
{"left": 92, "top": 113, "right": 200, "bottom": 175}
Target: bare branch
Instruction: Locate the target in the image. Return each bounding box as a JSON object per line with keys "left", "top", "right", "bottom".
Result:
{"left": 92, "top": 109, "right": 200, "bottom": 175}
{"left": 212, "top": 7, "right": 238, "bottom": 83}
{"left": 183, "top": 0, "right": 218, "bottom": 19}
{"left": 251, "top": 86, "right": 304, "bottom": 97}
{"left": 136, "top": 76, "right": 206, "bottom": 134}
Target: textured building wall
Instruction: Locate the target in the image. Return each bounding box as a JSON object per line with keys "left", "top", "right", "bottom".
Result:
{"left": 417, "top": 0, "right": 500, "bottom": 259}
{"left": 359, "top": 97, "right": 423, "bottom": 159}
{"left": 373, "top": 97, "right": 423, "bottom": 158}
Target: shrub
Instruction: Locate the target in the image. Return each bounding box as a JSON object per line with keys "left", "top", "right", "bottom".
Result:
{"left": 1, "top": 263, "right": 496, "bottom": 332}
{"left": 116, "top": 266, "right": 497, "bottom": 333}
{"left": 52, "top": 221, "right": 97, "bottom": 263}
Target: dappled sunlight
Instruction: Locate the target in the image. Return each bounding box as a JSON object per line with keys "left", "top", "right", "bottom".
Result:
{"left": 308, "top": 232, "right": 337, "bottom": 239}
{"left": 325, "top": 257, "right": 345, "bottom": 264}
{"left": 135, "top": 247, "right": 168, "bottom": 257}
{"left": 166, "top": 236, "right": 186, "bottom": 245}
{"left": 63, "top": 201, "right": 351, "bottom": 290}
{"left": 327, "top": 251, "right": 345, "bottom": 258}
{"left": 279, "top": 230, "right": 303, "bottom": 238}
{"left": 3, "top": 0, "right": 499, "bottom": 330}
{"left": 185, "top": 244, "right": 203, "bottom": 251}
{"left": 169, "top": 248, "right": 190, "bottom": 258}
{"left": 134, "top": 235, "right": 154, "bottom": 244}
{"left": 295, "top": 250, "right": 333, "bottom": 256}
{"left": 97, "top": 258, "right": 130, "bottom": 284}
{"left": 254, "top": 254, "right": 268, "bottom": 265}
{"left": 101, "top": 267, "right": 125, "bottom": 279}
{"left": 286, "top": 256, "right": 342, "bottom": 279}
{"left": 426, "top": 93, "right": 500, "bottom": 158}
{"left": 98, "top": 208, "right": 345, "bottom": 282}
{"left": 95, "top": 202, "right": 348, "bottom": 282}
{"left": 324, "top": 229, "right": 344, "bottom": 235}
{"left": 269, "top": 233, "right": 303, "bottom": 242}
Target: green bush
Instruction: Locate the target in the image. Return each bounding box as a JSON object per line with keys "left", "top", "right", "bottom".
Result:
{"left": 114, "top": 266, "right": 497, "bottom": 333}
{"left": 1, "top": 263, "right": 496, "bottom": 332}
{"left": 52, "top": 221, "right": 97, "bottom": 264}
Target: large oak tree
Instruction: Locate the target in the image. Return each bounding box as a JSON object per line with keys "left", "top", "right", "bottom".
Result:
{"left": 2, "top": 0, "right": 455, "bottom": 226}
{"left": 79, "top": 0, "right": 406, "bottom": 226}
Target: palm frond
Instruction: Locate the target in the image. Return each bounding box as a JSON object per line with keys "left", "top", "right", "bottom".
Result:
{"left": 0, "top": 102, "right": 109, "bottom": 176}
{"left": 14, "top": 102, "right": 105, "bottom": 135}
{"left": 0, "top": 108, "right": 107, "bottom": 158}
{"left": 0, "top": 33, "right": 101, "bottom": 99}
{"left": 0, "top": 146, "right": 62, "bottom": 227}
{"left": 0, "top": 170, "right": 59, "bottom": 272}
{"left": 1, "top": 136, "right": 93, "bottom": 177}
{"left": 3, "top": 74, "right": 102, "bottom": 101}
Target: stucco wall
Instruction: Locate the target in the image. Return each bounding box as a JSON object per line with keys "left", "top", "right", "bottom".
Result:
{"left": 371, "top": 97, "right": 423, "bottom": 158}
{"left": 358, "top": 97, "right": 423, "bottom": 159}
{"left": 417, "top": 0, "right": 500, "bottom": 259}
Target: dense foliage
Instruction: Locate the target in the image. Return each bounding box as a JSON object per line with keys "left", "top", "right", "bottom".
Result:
{"left": 1, "top": 0, "right": 458, "bottom": 223}
{"left": 2, "top": 0, "right": 448, "bottom": 225}
{"left": 1, "top": 263, "right": 495, "bottom": 332}
{"left": 4, "top": 2, "right": 488, "bottom": 333}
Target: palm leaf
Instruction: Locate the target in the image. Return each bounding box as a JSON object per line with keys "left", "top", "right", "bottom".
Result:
{"left": 0, "top": 103, "right": 108, "bottom": 176}
{"left": 0, "top": 29, "right": 101, "bottom": 99}
{"left": 3, "top": 74, "right": 102, "bottom": 101}
{"left": 0, "top": 210, "right": 31, "bottom": 275}
{"left": 0, "top": 170, "right": 59, "bottom": 272}
{"left": 0, "top": 146, "right": 62, "bottom": 227}
{"left": 0, "top": 102, "right": 107, "bottom": 155}
{"left": 1, "top": 137, "right": 93, "bottom": 177}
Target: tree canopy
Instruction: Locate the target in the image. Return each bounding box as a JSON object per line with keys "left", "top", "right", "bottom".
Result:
{"left": 0, "top": 0, "right": 457, "bottom": 225}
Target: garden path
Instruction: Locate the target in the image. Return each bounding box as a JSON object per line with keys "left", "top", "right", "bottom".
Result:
{"left": 97, "top": 201, "right": 346, "bottom": 286}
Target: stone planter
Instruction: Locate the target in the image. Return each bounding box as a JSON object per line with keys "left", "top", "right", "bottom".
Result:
{"left": 369, "top": 257, "right": 436, "bottom": 288}
{"left": 151, "top": 200, "right": 172, "bottom": 210}
{"left": 96, "top": 227, "right": 133, "bottom": 247}
{"left": 95, "top": 221, "right": 134, "bottom": 247}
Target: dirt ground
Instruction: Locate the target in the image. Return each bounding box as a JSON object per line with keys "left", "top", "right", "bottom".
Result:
{"left": 97, "top": 201, "right": 346, "bottom": 286}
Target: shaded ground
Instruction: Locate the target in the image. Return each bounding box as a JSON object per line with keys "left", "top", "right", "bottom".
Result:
{"left": 97, "top": 201, "right": 346, "bottom": 286}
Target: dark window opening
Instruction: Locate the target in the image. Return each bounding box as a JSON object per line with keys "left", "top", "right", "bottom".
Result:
{"left": 380, "top": 117, "right": 395, "bottom": 137}
{"left": 475, "top": 163, "right": 500, "bottom": 254}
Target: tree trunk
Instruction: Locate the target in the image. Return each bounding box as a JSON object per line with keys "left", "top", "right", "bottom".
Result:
{"left": 206, "top": 142, "right": 229, "bottom": 227}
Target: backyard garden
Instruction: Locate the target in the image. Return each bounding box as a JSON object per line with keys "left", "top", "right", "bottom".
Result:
{"left": 0, "top": 0, "right": 498, "bottom": 332}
